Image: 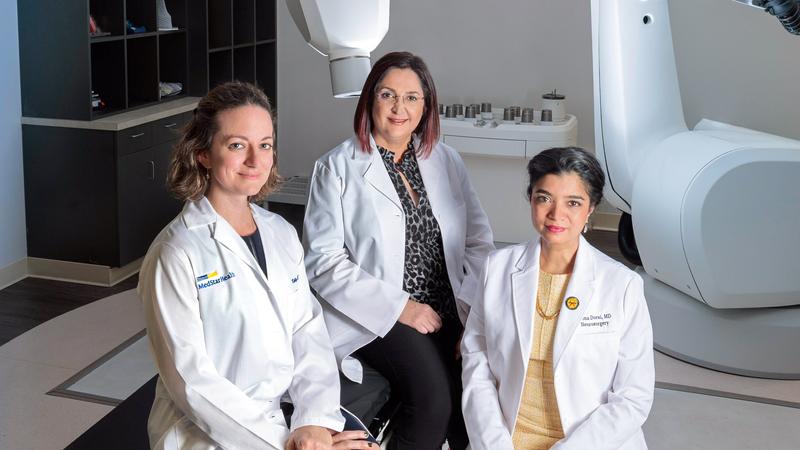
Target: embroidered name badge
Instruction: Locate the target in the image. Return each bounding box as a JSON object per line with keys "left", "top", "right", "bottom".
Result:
{"left": 196, "top": 271, "right": 236, "bottom": 289}
{"left": 580, "top": 313, "right": 613, "bottom": 329}
{"left": 565, "top": 297, "right": 580, "bottom": 310}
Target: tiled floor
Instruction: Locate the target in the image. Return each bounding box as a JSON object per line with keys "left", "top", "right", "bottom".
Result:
{"left": 646, "top": 389, "right": 800, "bottom": 450}
{"left": 2, "top": 287, "right": 799, "bottom": 449}
{"left": 54, "top": 332, "right": 154, "bottom": 405}
{"left": 0, "top": 275, "right": 139, "bottom": 346}
{"left": 0, "top": 357, "right": 112, "bottom": 450}
{"left": 654, "top": 351, "right": 800, "bottom": 407}
{"left": 0, "top": 290, "right": 142, "bottom": 449}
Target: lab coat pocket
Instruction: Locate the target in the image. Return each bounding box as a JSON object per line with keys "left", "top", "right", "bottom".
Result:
{"left": 269, "top": 268, "right": 302, "bottom": 298}
{"left": 571, "top": 330, "right": 621, "bottom": 380}
{"left": 287, "top": 272, "right": 302, "bottom": 292}
{"left": 269, "top": 281, "right": 302, "bottom": 316}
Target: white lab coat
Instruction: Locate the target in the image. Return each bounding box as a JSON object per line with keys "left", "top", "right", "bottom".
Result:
{"left": 303, "top": 135, "right": 494, "bottom": 382}
{"left": 461, "top": 236, "right": 654, "bottom": 450}
{"left": 138, "top": 197, "right": 345, "bottom": 450}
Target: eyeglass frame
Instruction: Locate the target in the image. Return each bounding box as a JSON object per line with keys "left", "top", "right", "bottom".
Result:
{"left": 374, "top": 88, "right": 425, "bottom": 107}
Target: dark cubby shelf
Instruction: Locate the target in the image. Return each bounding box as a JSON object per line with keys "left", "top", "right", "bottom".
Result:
{"left": 159, "top": 32, "right": 188, "bottom": 99}
{"left": 234, "top": 46, "right": 256, "bottom": 84}
{"left": 255, "top": 0, "right": 276, "bottom": 42}
{"left": 127, "top": 36, "right": 160, "bottom": 107}
{"left": 19, "top": 0, "right": 275, "bottom": 120}
{"left": 126, "top": 0, "right": 157, "bottom": 34}
{"left": 255, "top": 42, "right": 276, "bottom": 102}
{"left": 163, "top": 0, "right": 187, "bottom": 29}
{"left": 209, "top": 46, "right": 233, "bottom": 53}
{"left": 233, "top": 0, "right": 255, "bottom": 46}
{"left": 208, "top": 0, "right": 233, "bottom": 49}
{"left": 127, "top": 31, "right": 159, "bottom": 39}
{"left": 91, "top": 39, "right": 126, "bottom": 117}
{"left": 90, "top": 0, "right": 125, "bottom": 37}
{"left": 158, "top": 93, "right": 187, "bottom": 103}
{"left": 91, "top": 106, "right": 127, "bottom": 118}
{"left": 189, "top": 0, "right": 277, "bottom": 97}
{"left": 91, "top": 35, "right": 125, "bottom": 43}
{"left": 158, "top": 29, "right": 186, "bottom": 36}
{"left": 209, "top": 50, "right": 233, "bottom": 90}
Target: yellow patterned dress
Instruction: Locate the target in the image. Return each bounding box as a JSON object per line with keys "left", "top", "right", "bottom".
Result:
{"left": 511, "top": 270, "right": 570, "bottom": 449}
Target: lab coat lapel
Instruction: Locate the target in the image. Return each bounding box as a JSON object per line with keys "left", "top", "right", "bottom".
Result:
{"left": 192, "top": 198, "right": 268, "bottom": 288}
{"left": 361, "top": 135, "right": 402, "bottom": 210}
{"left": 252, "top": 207, "right": 294, "bottom": 334}
{"left": 212, "top": 217, "right": 268, "bottom": 284}
{"left": 553, "top": 235, "right": 596, "bottom": 370}
{"left": 415, "top": 137, "right": 446, "bottom": 213}
{"left": 251, "top": 205, "right": 294, "bottom": 291}
{"left": 511, "top": 240, "right": 541, "bottom": 365}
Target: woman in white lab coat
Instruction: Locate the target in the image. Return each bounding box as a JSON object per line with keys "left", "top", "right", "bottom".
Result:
{"left": 138, "top": 82, "right": 372, "bottom": 450}
{"left": 461, "top": 147, "right": 655, "bottom": 450}
{"left": 303, "top": 52, "right": 494, "bottom": 450}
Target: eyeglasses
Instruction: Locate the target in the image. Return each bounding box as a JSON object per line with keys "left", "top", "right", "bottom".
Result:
{"left": 376, "top": 89, "right": 424, "bottom": 106}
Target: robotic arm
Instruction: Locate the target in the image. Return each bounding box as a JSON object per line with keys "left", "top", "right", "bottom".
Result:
{"left": 735, "top": 0, "right": 800, "bottom": 34}
{"left": 593, "top": 0, "right": 800, "bottom": 379}
{"left": 285, "top": 0, "right": 390, "bottom": 98}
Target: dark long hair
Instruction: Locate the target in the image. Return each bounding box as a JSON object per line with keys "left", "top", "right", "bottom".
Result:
{"left": 353, "top": 51, "right": 440, "bottom": 157}
{"left": 526, "top": 147, "right": 605, "bottom": 207}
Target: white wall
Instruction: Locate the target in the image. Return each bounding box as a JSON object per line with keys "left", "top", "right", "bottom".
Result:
{"left": 0, "top": 0, "right": 26, "bottom": 268}
{"left": 669, "top": 0, "right": 800, "bottom": 139}
{"left": 276, "top": 0, "right": 800, "bottom": 206}
{"left": 276, "top": 0, "right": 593, "bottom": 178}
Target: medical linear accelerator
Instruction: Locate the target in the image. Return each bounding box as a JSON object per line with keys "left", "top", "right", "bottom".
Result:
{"left": 286, "top": 0, "right": 800, "bottom": 378}
{"left": 592, "top": 0, "right": 800, "bottom": 379}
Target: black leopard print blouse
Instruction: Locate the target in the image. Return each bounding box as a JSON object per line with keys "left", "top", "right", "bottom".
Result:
{"left": 377, "top": 142, "right": 458, "bottom": 321}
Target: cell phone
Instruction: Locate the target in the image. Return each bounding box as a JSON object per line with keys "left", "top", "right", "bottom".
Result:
{"left": 340, "top": 406, "right": 379, "bottom": 444}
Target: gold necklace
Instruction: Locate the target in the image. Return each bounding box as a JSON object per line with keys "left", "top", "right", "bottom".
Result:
{"left": 536, "top": 293, "right": 561, "bottom": 320}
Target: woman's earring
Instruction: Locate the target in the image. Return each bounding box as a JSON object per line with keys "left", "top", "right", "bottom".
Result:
{"left": 583, "top": 221, "right": 589, "bottom": 234}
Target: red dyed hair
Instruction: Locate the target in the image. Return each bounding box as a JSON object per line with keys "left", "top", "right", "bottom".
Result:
{"left": 353, "top": 51, "right": 440, "bottom": 158}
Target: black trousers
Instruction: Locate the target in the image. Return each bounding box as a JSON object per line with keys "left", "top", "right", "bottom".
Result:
{"left": 357, "top": 318, "right": 468, "bottom": 450}
{"left": 282, "top": 362, "right": 390, "bottom": 430}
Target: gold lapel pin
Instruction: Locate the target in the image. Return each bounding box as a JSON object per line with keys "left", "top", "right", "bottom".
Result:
{"left": 565, "top": 297, "right": 580, "bottom": 310}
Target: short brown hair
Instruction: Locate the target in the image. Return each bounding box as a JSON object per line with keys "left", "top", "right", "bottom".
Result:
{"left": 354, "top": 51, "right": 440, "bottom": 158}
{"left": 167, "top": 81, "right": 281, "bottom": 202}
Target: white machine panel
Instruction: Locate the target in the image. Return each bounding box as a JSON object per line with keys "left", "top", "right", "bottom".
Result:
{"left": 632, "top": 125, "right": 800, "bottom": 308}
{"left": 443, "top": 135, "right": 525, "bottom": 158}
{"left": 631, "top": 131, "right": 735, "bottom": 304}
{"left": 683, "top": 149, "right": 800, "bottom": 309}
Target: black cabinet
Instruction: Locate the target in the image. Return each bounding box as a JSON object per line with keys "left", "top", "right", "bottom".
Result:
{"left": 18, "top": 0, "right": 277, "bottom": 272}
{"left": 22, "top": 112, "right": 190, "bottom": 267}
{"left": 117, "top": 141, "right": 178, "bottom": 265}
